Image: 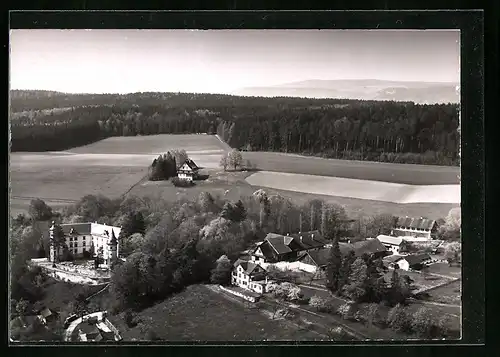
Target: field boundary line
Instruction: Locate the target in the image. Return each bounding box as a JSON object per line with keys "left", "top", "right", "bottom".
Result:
{"left": 214, "top": 135, "right": 232, "bottom": 152}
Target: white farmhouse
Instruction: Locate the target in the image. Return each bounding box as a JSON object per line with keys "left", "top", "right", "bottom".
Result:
{"left": 376, "top": 235, "right": 404, "bottom": 255}
{"left": 177, "top": 158, "right": 200, "bottom": 181}
{"left": 231, "top": 259, "right": 268, "bottom": 294}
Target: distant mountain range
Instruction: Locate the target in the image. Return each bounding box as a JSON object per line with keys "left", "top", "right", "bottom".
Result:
{"left": 233, "top": 79, "right": 460, "bottom": 104}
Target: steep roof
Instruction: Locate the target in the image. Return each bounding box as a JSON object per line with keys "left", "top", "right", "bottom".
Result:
{"left": 253, "top": 241, "right": 276, "bottom": 260}
{"left": 179, "top": 158, "right": 199, "bottom": 170}
{"left": 353, "top": 239, "right": 387, "bottom": 256}
{"left": 377, "top": 235, "right": 404, "bottom": 246}
{"left": 302, "top": 248, "right": 331, "bottom": 267}
{"left": 265, "top": 233, "right": 294, "bottom": 255}
{"left": 395, "top": 217, "right": 436, "bottom": 230}
{"left": 234, "top": 259, "right": 265, "bottom": 275}
{"left": 403, "top": 254, "right": 432, "bottom": 266}
{"left": 289, "top": 230, "right": 327, "bottom": 250}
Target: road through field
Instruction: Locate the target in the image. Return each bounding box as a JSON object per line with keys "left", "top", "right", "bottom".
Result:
{"left": 242, "top": 152, "right": 460, "bottom": 185}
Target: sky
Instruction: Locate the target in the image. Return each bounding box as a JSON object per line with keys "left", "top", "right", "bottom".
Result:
{"left": 10, "top": 29, "right": 460, "bottom": 94}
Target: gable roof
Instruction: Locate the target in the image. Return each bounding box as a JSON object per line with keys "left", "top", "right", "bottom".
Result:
{"left": 179, "top": 158, "right": 199, "bottom": 171}
{"left": 253, "top": 241, "right": 276, "bottom": 260}
{"left": 233, "top": 259, "right": 266, "bottom": 275}
{"left": 402, "top": 254, "right": 432, "bottom": 266}
{"left": 265, "top": 233, "right": 294, "bottom": 255}
{"left": 377, "top": 235, "right": 404, "bottom": 246}
{"left": 289, "top": 230, "right": 327, "bottom": 250}
{"left": 395, "top": 217, "right": 436, "bottom": 230}
{"left": 353, "top": 239, "right": 387, "bottom": 256}
{"left": 301, "top": 248, "right": 331, "bottom": 267}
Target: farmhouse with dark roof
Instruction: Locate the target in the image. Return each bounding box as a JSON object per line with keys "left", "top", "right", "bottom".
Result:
{"left": 231, "top": 259, "right": 268, "bottom": 294}
{"left": 177, "top": 158, "right": 200, "bottom": 181}
{"left": 251, "top": 230, "right": 327, "bottom": 264}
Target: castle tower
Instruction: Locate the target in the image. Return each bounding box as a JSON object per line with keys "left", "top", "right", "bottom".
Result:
{"left": 108, "top": 229, "right": 118, "bottom": 266}
{"left": 49, "top": 221, "right": 56, "bottom": 263}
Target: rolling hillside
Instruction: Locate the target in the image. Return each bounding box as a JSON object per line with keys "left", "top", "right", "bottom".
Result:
{"left": 233, "top": 79, "right": 460, "bottom": 104}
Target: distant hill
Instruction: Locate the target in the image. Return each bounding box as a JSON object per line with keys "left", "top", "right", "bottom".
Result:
{"left": 233, "top": 79, "right": 460, "bottom": 104}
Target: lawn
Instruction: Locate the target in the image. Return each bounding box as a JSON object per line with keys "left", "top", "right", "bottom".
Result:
{"left": 9, "top": 134, "right": 229, "bottom": 215}
{"left": 33, "top": 277, "right": 106, "bottom": 313}
{"left": 382, "top": 269, "right": 454, "bottom": 293}
{"left": 246, "top": 171, "right": 460, "bottom": 204}
{"left": 66, "top": 134, "right": 227, "bottom": 155}
{"left": 425, "top": 263, "right": 462, "bottom": 279}
{"left": 9, "top": 133, "right": 459, "bottom": 219}
{"left": 108, "top": 284, "right": 323, "bottom": 341}
{"left": 130, "top": 170, "right": 456, "bottom": 220}
{"left": 241, "top": 151, "right": 460, "bottom": 185}
{"left": 425, "top": 280, "right": 462, "bottom": 305}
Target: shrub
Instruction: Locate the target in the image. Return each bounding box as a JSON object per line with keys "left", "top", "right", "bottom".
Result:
{"left": 337, "top": 303, "right": 355, "bottom": 320}
{"left": 387, "top": 304, "right": 412, "bottom": 333}
{"left": 171, "top": 177, "right": 195, "bottom": 187}
{"left": 309, "top": 295, "right": 331, "bottom": 312}
{"left": 412, "top": 307, "right": 443, "bottom": 339}
{"left": 366, "top": 303, "right": 382, "bottom": 327}
{"left": 124, "top": 310, "right": 140, "bottom": 328}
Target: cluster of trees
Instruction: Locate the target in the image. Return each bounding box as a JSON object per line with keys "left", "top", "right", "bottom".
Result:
{"left": 148, "top": 150, "right": 189, "bottom": 181}
{"left": 219, "top": 149, "right": 243, "bottom": 171}
{"left": 11, "top": 90, "right": 459, "bottom": 166}
{"left": 325, "top": 240, "right": 414, "bottom": 306}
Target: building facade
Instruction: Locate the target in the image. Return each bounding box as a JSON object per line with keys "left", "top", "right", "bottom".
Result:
{"left": 49, "top": 221, "right": 121, "bottom": 264}
{"left": 376, "top": 235, "right": 404, "bottom": 255}
{"left": 391, "top": 216, "right": 438, "bottom": 240}
{"left": 231, "top": 259, "right": 268, "bottom": 294}
{"left": 177, "top": 159, "right": 199, "bottom": 181}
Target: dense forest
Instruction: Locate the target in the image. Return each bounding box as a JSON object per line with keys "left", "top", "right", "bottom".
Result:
{"left": 10, "top": 90, "right": 459, "bottom": 166}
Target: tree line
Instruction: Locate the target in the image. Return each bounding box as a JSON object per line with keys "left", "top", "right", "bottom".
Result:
{"left": 11, "top": 190, "right": 460, "bottom": 328}
{"left": 10, "top": 91, "right": 459, "bottom": 166}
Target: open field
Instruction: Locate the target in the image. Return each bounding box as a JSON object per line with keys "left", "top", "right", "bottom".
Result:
{"left": 246, "top": 171, "right": 460, "bottom": 204}
{"left": 10, "top": 134, "right": 459, "bottom": 218}
{"left": 424, "top": 263, "right": 462, "bottom": 279}
{"left": 66, "top": 134, "right": 227, "bottom": 155}
{"left": 425, "top": 280, "right": 462, "bottom": 305}
{"left": 129, "top": 170, "right": 456, "bottom": 219}
{"left": 108, "top": 284, "right": 322, "bottom": 341}
{"left": 9, "top": 135, "right": 229, "bottom": 215}
{"left": 241, "top": 151, "right": 460, "bottom": 185}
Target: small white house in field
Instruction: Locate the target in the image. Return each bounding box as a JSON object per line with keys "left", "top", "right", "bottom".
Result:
{"left": 177, "top": 158, "right": 199, "bottom": 181}
{"left": 231, "top": 259, "right": 268, "bottom": 294}
{"left": 377, "top": 235, "right": 404, "bottom": 255}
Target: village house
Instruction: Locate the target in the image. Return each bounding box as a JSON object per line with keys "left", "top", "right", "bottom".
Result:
{"left": 297, "top": 238, "right": 388, "bottom": 273}
{"left": 391, "top": 216, "right": 438, "bottom": 240}
{"left": 251, "top": 230, "right": 327, "bottom": 264}
{"left": 231, "top": 259, "right": 268, "bottom": 294}
{"left": 376, "top": 235, "right": 405, "bottom": 255}
{"left": 49, "top": 221, "right": 120, "bottom": 265}
{"left": 388, "top": 253, "right": 433, "bottom": 271}
{"left": 177, "top": 158, "right": 200, "bottom": 181}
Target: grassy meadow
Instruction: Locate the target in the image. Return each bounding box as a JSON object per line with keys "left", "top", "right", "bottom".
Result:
{"left": 10, "top": 134, "right": 458, "bottom": 219}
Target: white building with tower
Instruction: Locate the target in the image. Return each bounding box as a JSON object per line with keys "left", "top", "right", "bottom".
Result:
{"left": 48, "top": 221, "right": 120, "bottom": 265}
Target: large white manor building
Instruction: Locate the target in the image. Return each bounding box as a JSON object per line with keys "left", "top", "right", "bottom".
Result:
{"left": 49, "top": 221, "right": 121, "bottom": 265}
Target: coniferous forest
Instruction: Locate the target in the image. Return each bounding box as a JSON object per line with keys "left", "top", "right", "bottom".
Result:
{"left": 10, "top": 90, "right": 459, "bottom": 166}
